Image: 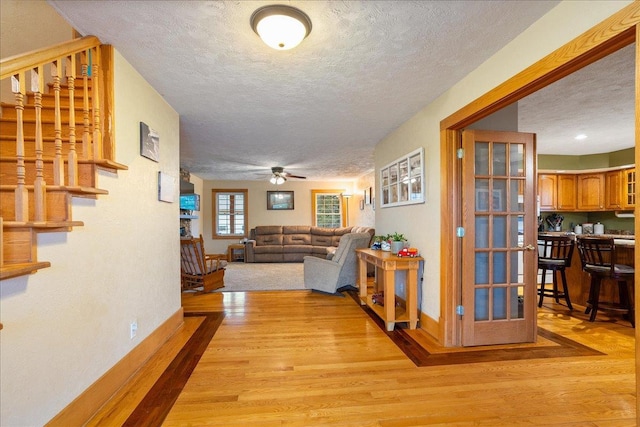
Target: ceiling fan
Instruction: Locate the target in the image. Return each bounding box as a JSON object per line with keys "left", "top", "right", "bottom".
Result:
{"left": 270, "top": 166, "right": 306, "bottom": 185}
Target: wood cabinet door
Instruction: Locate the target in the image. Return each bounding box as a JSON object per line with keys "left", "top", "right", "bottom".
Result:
{"left": 557, "top": 175, "right": 577, "bottom": 210}
{"left": 537, "top": 174, "right": 557, "bottom": 211}
{"left": 622, "top": 168, "right": 636, "bottom": 209}
{"left": 605, "top": 170, "right": 623, "bottom": 209}
{"left": 577, "top": 173, "right": 605, "bottom": 210}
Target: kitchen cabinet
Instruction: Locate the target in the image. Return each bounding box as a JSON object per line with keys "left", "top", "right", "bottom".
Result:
{"left": 577, "top": 173, "right": 605, "bottom": 210}
{"left": 623, "top": 168, "right": 635, "bottom": 209}
{"left": 604, "top": 170, "right": 623, "bottom": 209}
{"left": 538, "top": 174, "right": 577, "bottom": 211}
{"left": 557, "top": 175, "right": 577, "bottom": 210}
{"left": 538, "top": 174, "right": 557, "bottom": 211}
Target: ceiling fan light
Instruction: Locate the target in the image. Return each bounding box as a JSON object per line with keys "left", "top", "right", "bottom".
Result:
{"left": 250, "top": 5, "right": 312, "bottom": 51}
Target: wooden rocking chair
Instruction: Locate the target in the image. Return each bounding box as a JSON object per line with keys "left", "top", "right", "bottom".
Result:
{"left": 180, "top": 235, "right": 226, "bottom": 293}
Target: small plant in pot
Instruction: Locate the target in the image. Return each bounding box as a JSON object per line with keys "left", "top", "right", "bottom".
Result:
{"left": 387, "top": 233, "right": 407, "bottom": 255}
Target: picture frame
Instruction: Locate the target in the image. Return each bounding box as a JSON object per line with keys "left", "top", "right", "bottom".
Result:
{"left": 267, "top": 191, "right": 294, "bottom": 210}
{"left": 359, "top": 199, "right": 365, "bottom": 210}
{"left": 364, "top": 187, "right": 372, "bottom": 204}
{"left": 140, "top": 122, "right": 159, "bottom": 162}
{"left": 158, "top": 171, "right": 175, "bottom": 203}
{"left": 379, "top": 147, "right": 425, "bottom": 208}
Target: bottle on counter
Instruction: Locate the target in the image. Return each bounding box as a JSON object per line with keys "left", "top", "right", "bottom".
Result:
{"left": 574, "top": 224, "right": 582, "bottom": 234}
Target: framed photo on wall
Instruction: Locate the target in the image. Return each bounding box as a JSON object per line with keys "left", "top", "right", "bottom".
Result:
{"left": 140, "top": 122, "right": 160, "bottom": 162}
{"left": 379, "top": 147, "right": 425, "bottom": 208}
{"left": 267, "top": 191, "right": 294, "bottom": 210}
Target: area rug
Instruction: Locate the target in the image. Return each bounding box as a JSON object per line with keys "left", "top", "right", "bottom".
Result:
{"left": 215, "top": 262, "right": 305, "bottom": 292}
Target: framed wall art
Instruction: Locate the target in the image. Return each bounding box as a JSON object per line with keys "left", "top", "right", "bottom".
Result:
{"left": 140, "top": 122, "right": 159, "bottom": 162}
{"left": 267, "top": 191, "right": 294, "bottom": 210}
{"left": 379, "top": 147, "right": 425, "bottom": 208}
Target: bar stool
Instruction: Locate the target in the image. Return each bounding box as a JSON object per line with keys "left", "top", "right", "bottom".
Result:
{"left": 537, "top": 235, "right": 575, "bottom": 309}
{"left": 576, "top": 237, "right": 635, "bottom": 326}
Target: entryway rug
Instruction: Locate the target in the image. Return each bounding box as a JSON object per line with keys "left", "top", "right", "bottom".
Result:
{"left": 345, "top": 290, "right": 605, "bottom": 366}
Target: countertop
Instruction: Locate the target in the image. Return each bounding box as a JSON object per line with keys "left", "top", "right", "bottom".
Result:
{"left": 538, "top": 232, "right": 635, "bottom": 247}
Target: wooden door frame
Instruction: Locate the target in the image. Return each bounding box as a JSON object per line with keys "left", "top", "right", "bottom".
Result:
{"left": 438, "top": 3, "right": 639, "bottom": 351}
{"left": 439, "top": 3, "right": 639, "bottom": 421}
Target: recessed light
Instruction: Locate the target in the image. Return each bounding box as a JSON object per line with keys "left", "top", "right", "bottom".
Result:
{"left": 575, "top": 134, "right": 587, "bottom": 140}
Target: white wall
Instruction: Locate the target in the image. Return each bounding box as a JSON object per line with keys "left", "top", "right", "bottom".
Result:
{"left": 199, "top": 178, "right": 370, "bottom": 254}
{"left": 0, "top": 34, "right": 180, "bottom": 427}
{"left": 374, "top": 0, "right": 633, "bottom": 321}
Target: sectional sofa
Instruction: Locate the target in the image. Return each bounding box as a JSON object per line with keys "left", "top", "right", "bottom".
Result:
{"left": 244, "top": 225, "right": 375, "bottom": 263}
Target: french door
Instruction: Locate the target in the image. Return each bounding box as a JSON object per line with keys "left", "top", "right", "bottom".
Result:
{"left": 461, "top": 130, "right": 537, "bottom": 346}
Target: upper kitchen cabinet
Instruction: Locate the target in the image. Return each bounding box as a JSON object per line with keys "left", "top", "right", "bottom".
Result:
{"left": 604, "top": 170, "right": 623, "bottom": 210}
{"left": 538, "top": 174, "right": 557, "bottom": 211}
{"left": 577, "top": 173, "right": 605, "bottom": 211}
{"left": 623, "top": 168, "right": 635, "bottom": 209}
{"left": 538, "top": 174, "right": 576, "bottom": 211}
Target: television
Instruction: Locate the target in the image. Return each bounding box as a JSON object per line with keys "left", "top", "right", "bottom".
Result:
{"left": 180, "top": 194, "right": 200, "bottom": 211}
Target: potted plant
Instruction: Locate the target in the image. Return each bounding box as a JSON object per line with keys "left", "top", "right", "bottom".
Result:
{"left": 387, "top": 233, "right": 407, "bottom": 255}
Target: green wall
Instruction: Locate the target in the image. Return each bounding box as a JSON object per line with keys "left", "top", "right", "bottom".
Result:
{"left": 538, "top": 147, "right": 634, "bottom": 170}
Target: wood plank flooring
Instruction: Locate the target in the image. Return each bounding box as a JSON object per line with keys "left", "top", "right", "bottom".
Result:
{"left": 88, "top": 290, "right": 636, "bottom": 426}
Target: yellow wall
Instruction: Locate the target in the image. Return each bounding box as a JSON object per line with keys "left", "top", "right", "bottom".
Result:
{"left": 198, "top": 177, "right": 375, "bottom": 254}
{"left": 0, "top": 5, "right": 181, "bottom": 423}
{"left": 374, "top": 0, "right": 633, "bottom": 321}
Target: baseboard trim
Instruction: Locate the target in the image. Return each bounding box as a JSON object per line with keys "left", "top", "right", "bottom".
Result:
{"left": 46, "top": 307, "right": 184, "bottom": 426}
{"left": 419, "top": 311, "right": 440, "bottom": 342}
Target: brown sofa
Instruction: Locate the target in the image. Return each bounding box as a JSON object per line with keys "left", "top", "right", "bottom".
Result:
{"left": 244, "top": 225, "right": 375, "bottom": 263}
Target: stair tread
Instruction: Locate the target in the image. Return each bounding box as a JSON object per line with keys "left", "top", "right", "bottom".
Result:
{"left": 0, "top": 262, "right": 51, "bottom": 280}
{"left": 0, "top": 184, "right": 109, "bottom": 195}
{"left": 0, "top": 156, "right": 128, "bottom": 171}
{"left": 3, "top": 220, "right": 83, "bottom": 228}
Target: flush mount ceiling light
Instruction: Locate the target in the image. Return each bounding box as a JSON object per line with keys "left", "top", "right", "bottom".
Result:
{"left": 575, "top": 134, "right": 588, "bottom": 140}
{"left": 250, "top": 4, "right": 312, "bottom": 50}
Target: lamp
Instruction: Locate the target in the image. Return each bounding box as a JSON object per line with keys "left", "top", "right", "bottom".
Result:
{"left": 250, "top": 5, "right": 312, "bottom": 50}
{"left": 341, "top": 192, "right": 352, "bottom": 227}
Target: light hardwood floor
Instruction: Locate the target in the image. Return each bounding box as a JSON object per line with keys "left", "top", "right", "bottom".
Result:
{"left": 88, "top": 290, "right": 635, "bottom": 426}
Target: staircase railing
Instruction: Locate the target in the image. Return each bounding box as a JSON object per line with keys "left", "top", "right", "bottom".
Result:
{"left": 0, "top": 36, "right": 112, "bottom": 223}
{"left": 1, "top": 36, "right": 124, "bottom": 280}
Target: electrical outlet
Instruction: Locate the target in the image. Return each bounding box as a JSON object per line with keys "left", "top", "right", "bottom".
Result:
{"left": 130, "top": 320, "right": 138, "bottom": 339}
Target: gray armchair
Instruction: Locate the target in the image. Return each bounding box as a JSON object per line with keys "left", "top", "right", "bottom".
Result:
{"left": 303, "top": 232, "right": 372, "bottom": 294}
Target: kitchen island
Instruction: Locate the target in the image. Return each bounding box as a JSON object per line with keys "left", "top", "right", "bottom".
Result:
{"left": 538, "top": 233, "right": 634, "bottom": 308}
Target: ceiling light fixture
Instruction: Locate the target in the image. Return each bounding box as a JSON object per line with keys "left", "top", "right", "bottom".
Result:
{"left": 270, "top": 169, "right": 286, "bottom": 185}
{"left": 575, "top": 134, "right": 588, "bottom": 140}
{"left": 250, "top": 5, "right": 312, "bottom": 51}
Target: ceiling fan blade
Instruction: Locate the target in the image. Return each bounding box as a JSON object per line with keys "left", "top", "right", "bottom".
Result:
{"left": 285, "top": 174, "right": 306, "bottom": 179}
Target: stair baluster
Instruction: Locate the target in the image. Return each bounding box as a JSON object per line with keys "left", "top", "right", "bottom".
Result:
{"left": 30, "top": 66, "right": 47, "bottom": 222}
{"left": 81, "top": 50, "right": 92, "bottom": 160}
{"left": 11, "top": 72, "right": 29, "bottom": 222}
{"left": 90, "top": 47, "right": 102, "bottom": 160}
{"left": 66, "top": 55, "right": 79, "bottom": 187}
{"left": 51, "top": 59, "right": 64, "bottom": 186}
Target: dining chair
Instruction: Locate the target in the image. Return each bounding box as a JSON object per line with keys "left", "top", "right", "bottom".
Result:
{"left": 576, "top": 236, "right": 634, "bottom": 326}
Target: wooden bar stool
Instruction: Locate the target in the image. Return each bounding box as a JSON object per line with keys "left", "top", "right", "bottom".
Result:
{"left": 537, "top": 235, "right": 575, "bottom": 309}
{"left": 576, "top": 237, "right": 635, "bottom": 326}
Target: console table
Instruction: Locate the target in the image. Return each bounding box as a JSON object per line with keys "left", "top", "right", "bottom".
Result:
{"left": 356, "top": 248, "right": 422, "bottom": 331}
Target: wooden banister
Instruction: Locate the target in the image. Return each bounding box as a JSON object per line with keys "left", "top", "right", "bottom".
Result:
{"left": 0, "top": 36, "right": 100, "bottom": 79}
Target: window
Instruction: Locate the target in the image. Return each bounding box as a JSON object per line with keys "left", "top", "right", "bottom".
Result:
{"left": 212, "top": 189, "right": 248, "bottom": 238}
{"left": 312, "top": 190, "right": 346, "bottom": 228}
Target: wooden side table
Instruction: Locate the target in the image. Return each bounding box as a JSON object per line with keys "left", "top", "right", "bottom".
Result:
{"left": 356, "top": 248, "right": 423, "bottom": 331}
{"left": 227, "top": 244, "right": 245, "bottom": 262}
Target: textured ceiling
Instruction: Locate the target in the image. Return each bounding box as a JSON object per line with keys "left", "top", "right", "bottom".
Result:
{"left": 49, "top": 0, "right": 567, "bottom": 181}
{"left": 519, "top": 43, "right": 635, "bottom": 157}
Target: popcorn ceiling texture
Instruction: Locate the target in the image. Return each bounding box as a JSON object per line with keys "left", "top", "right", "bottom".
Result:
{"left": 50, "top": 1, "right": 559, "bottom": 181}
